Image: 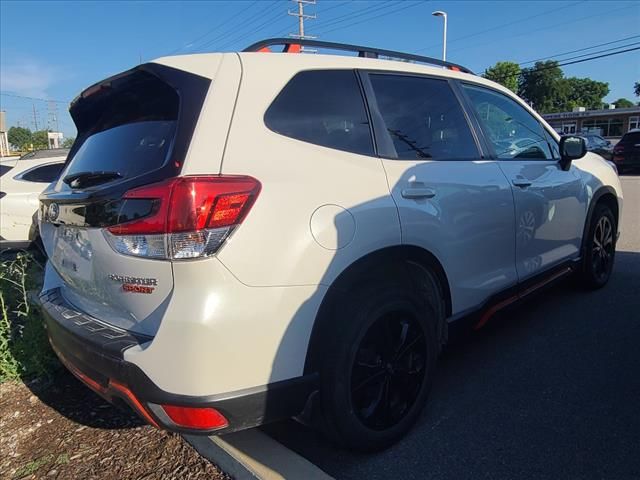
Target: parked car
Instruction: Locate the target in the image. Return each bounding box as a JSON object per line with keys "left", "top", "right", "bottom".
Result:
{"left": 0, "top": 149, "right": 68, "bottom": 248}
{"left": 38, "top": 39, "right": 623, "bottom": 452}
{"left": 612, "top": 129, "right": 640, "bottom": 174}
{"left": 582, "top": 133, "right": 613, "bottom": 160}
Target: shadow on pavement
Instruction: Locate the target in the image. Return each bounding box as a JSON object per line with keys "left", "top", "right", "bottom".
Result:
{"left": 264, "top": 250, "right": 640, "bottom": 480}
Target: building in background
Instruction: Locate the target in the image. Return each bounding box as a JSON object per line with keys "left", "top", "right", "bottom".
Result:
{"left": 543, "top": 105, "right": 640, "bottom": 141}
{"left": 0, "top": 111, "right": 9, "bottom": 157}
{"left": 47, "top": 131, "right": 64, "bottom": 149}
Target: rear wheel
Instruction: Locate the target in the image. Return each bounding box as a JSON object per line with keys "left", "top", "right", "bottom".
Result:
{"left": 318, "top": 264, "right": 444, "bottom": 451}
{"left": 579, "top": 203, "right": 616, "bottom": 289}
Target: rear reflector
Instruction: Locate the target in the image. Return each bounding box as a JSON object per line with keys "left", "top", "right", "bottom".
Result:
{"left": 104, "top": 176, "right": 260, "bottom": 260}
{"left": 161, "top": 405, "right": 228, "bottom": 430}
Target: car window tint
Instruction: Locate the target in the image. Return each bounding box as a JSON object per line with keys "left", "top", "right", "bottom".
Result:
{"left": 63, "top": 70, "right": 179, "bottom": 182}
{"left": 21, "top": 163, "right": 65, "bottom": 183}
{"left": 369, "top": 74, "right": 478, "bottom": 160}
{"left": 264, "top": 70, "right": 374, "bottom": 156}
{"left": 462, "top": 84, "right": 553, "bottom": 160}
{"left": 0, "top": 165, "right": 13, "bottom": 177}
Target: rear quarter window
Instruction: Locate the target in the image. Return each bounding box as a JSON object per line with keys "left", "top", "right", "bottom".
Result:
{"left": 20, "top": 163, "right": 65, "bottom": 183}
{"left": 264, "top": 70, "right": 374, "bottom": 156}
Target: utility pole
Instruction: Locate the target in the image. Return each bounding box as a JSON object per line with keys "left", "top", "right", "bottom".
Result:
{"left": 288, "top": 0, "right": 316, "bottom": 52}
{"left": 32, "top": 103, "right": 39, "bottom": 131}
{"left": 47, "top": 100, "right": 59, "bottom": 132}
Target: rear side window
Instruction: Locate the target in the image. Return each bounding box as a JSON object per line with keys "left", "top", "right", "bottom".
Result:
{"left": 0, "top": 165, "right": 13, "bottom": 177}
{"left": 368, "top": 74, "right": 478, "bottom": 161}
{"left": 622, "top": 132, "right": 640, "bottom": 143}
{"left": 265, "top": 70, "right": 374, "bottom": 156}
{"left": 20, "top": 163, "right": 64, "bottom": 183}
{"left": 64, "top": 70, "right": 179, "bottom": 183}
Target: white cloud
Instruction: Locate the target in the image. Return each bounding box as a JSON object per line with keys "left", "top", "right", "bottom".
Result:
{"left": 0, "top": 60, "right": 59, "bottom": 99}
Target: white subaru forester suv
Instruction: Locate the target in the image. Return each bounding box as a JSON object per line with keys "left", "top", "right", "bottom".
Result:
{"left": 39, "top": 39, "right": 622, "bottom": 451}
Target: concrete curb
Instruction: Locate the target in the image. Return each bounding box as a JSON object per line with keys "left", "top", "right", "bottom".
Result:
{"left": 184, "top": 429, "right": 334, "bottom": 480}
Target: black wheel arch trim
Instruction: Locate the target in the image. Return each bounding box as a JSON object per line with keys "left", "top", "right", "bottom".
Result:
{"left": 304, "top": 245, "right": 452, "bottom": 375}
{"left": 581, "top": 185, "right": 620, "bottom": 256}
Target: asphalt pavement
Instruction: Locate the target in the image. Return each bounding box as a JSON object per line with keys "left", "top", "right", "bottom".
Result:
{"left": 264, "top": 174, "right": 640, "bottom": 480}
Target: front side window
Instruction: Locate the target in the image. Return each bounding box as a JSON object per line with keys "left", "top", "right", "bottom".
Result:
{"left": 462, "top": 84, "right": 554, "bottom": 160}
{"left": 264, "top": 70, "right": 374, "bottom": 156}
{"left": 369, "top": 74, "right": 478, "bottom": 160}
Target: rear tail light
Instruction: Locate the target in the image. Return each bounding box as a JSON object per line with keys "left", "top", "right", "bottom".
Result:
{"left": 160, "top": 405, "right": 228, "bottom": 430}
{"left": 104, "top": 176, "right": 260, "bottom": 260}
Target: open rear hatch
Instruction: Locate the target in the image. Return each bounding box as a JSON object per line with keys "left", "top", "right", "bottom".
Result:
{"left": 39, "top": 64, "right": 211, "bottom": 337}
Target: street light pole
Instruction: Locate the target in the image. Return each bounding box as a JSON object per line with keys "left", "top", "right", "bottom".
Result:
{"left": 432, "top": 10, "right": 447, "bottom": 62}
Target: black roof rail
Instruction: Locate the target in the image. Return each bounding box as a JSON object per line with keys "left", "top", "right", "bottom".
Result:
{"left": 243, "top": 38, "right": 474, "bottom": 75}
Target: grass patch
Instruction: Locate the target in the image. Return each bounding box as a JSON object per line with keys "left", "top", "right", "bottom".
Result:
{"left": 13, "top": 453, "right": 55, "bottom": 478}
{"left": 0, "top": 252, "right": 60, "bottom": 382}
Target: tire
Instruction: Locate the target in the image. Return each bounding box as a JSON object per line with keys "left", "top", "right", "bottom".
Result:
{"left": 579, "top": 203, "right": 616, "bottom": 289}
{"left": 317, "top": 262, "right": 444, "bottom": 451}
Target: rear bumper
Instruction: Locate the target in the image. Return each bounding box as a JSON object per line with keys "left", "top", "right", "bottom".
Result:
{"left": 40, "top": 288, "right": 318, "bottom": 435}
{"left": 0, "top": 237, "right": 33, "bottom": 250}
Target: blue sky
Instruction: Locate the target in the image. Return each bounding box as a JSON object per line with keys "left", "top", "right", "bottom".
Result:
{"left": 1, "top": 0, "right": 639, "bottom": 138}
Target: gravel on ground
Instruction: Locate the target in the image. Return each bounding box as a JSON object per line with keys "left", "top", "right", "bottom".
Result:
{"left": 0, "top": 371, "right": 230, "bottom": 480}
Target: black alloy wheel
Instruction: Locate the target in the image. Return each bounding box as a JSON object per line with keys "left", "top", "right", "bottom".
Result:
{"left": 316, "top": 263, "right": 443, "bottom": 452}
{"left": 350, "top": 311, "right": 426, "bottom": 430}
{"left": 591, "top": 214, "right": 614, "bottom": 284}
{"left": 580, "top": 203, "right": 616, "bottom": 289}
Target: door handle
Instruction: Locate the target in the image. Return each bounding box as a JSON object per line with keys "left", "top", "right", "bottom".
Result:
{"left": 401, "top": 188, "right": 436, "bottom": 199}
{"left": 512, "top": 179, "right": 532, "bottom": 188}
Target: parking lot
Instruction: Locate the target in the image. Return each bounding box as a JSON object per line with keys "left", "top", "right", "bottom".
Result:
{"left": 264, "top": 174, "right": 640, "bottom": 479}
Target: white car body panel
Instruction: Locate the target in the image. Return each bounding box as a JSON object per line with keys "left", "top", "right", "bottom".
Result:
{"left": 38, "top": 51, "right": 623, "bottom": 403}
{"left": 1, "top": 156, "right": 65, "bottom": 241}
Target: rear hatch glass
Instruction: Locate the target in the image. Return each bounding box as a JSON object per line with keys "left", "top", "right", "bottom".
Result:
{"left": 39, "top": 65, "right": 210, "bottom": 337}
{"left": 59, "top": 70, "right": 178, "bottom": 190}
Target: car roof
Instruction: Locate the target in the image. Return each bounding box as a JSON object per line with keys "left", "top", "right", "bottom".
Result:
{"left": 19, "top": 148, "right": 70, "bottom": 160}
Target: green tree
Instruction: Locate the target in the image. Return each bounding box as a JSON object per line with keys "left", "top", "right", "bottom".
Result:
{"left": 561, "top": 77, "right": 609, "bottom": 111}
{"left": 31, "top": 131, "right": 49, "bottom": 149}
{"left": 62, "top": 137, "right": 75, "bottom": 148}
{"left": 518, "top": 61, "right": 567, "bottom": 113}
{"left": 7, "top": 126, "right": 32, "bottom": 150}
{"left": 635, "top": 81, "right": 640, "bottom": 97}
{"left": 612, "top": 98, "right": 634, "bottom": 108}
{"left": 483, "top": 61, "right": 521, "bottom": 93}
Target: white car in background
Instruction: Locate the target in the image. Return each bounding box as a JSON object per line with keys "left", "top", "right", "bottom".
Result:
{"left": 1, "top": 149, "right": 68, "bottom": 248}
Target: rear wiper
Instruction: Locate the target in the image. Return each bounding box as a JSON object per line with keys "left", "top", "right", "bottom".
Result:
{"left": 63, "top": 171, "right": 122, "bottom": 188}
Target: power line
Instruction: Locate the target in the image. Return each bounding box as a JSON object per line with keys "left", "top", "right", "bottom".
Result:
{"left": 166, "top": 0, "right": 261, "bottom": 56}
{"left": 519, "top": 34, "right": 640, "bottom": 65}
{"left": 270, "top": 0, "right": 353, "bottom": 38}
{"left": 415, "top": 1, "right": 585, "bottom": 54}
{"left": 215, "top": 7, "right": 286, "bottom": 51}
{"left": 317, "top": 1, "right": 427, "bottom": 36}
{"left": 312, "top": 1, "right": 398, "bottom": 35}
{"left": 487, "top": 46, "right": 640, "bottom": 83}
{"left": 524, "top": 41, "right": 640, "bottom": 66}
{"left": 197, "top": 0, "right": 281, "bottom": 52}
{"left": 450, "top": 4, "right": 635, "bottom": 57}
{"left": 0, "top": 92, "right": 69, "bottom": 104}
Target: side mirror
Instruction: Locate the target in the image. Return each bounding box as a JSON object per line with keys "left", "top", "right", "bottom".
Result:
{"left": 559, "top": 135, "right": 586, "bottom": 170}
